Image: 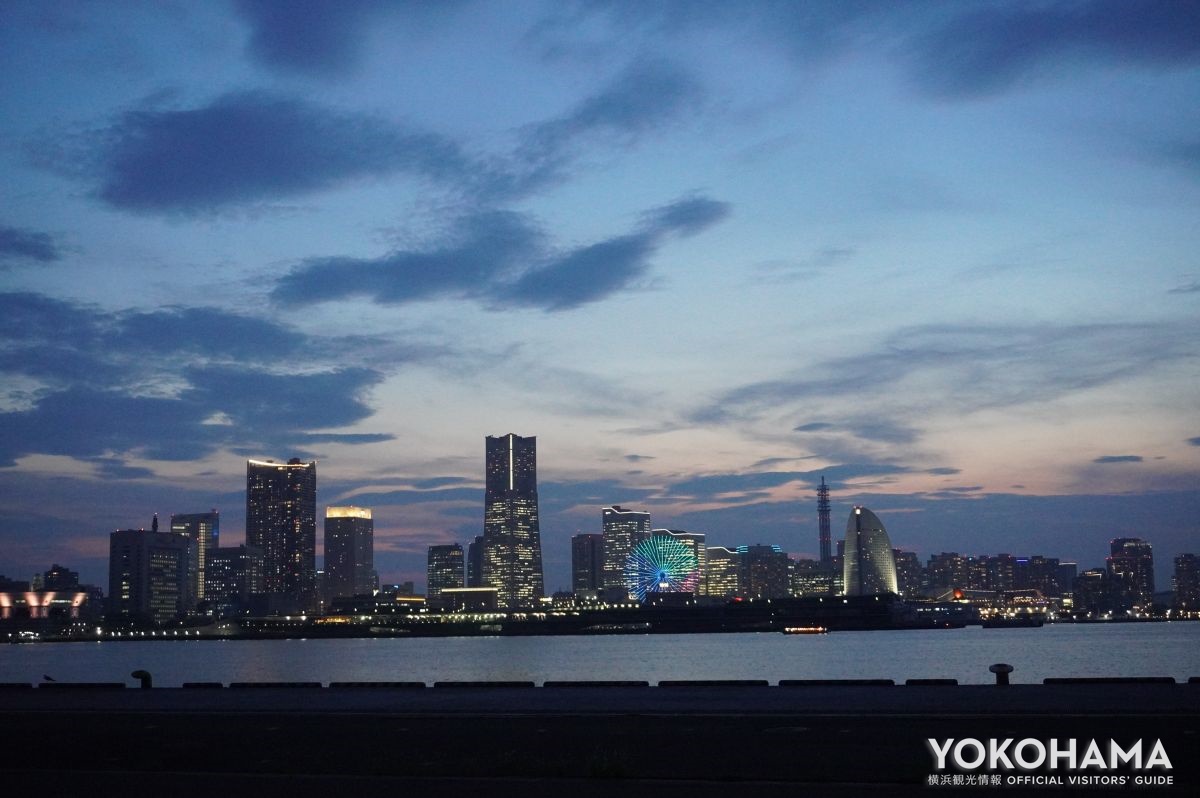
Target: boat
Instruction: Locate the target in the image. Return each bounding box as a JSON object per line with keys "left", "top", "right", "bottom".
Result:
{"left": 781, "top": 626, "right": 828, "bottom": 635}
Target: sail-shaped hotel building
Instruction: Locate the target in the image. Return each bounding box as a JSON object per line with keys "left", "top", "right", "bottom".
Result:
{"left": 843, "top": 506, "right": 899, "bottom": 596}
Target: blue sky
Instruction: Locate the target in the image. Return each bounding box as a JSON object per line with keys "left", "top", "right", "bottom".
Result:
{"left": 1, "top": 0, "right": 1197, "bottom": 592}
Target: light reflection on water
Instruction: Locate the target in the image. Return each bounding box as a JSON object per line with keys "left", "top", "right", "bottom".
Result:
{"left": 5, "top": 623, "right": 1198, "bottom": 686}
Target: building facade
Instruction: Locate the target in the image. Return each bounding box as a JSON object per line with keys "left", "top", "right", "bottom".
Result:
{"left": 739, "top": 544, "right": 791, "bottom": 599}
{"left": 1173, "top": 554, "right": 1199, "bottom": 613}
{"left": 324, "top": 506, "right": 374, "bottom": 600}
{"left": 427, "top": 544, "right": 465, "bottom": 602}
{"left": 601, "top": 505, "right": 651, "bottom": 600}
{"left": 571, "top": 533, "right": 604, "bottom": 593}
{"left": 843, "top": 506, "right": 899, "bottom": 596}
{"left": 108, "top": 528, "right": 195, "bottom": 625}
{"left": 482, "top": 434, "right": 544, "bottom": 608}
{"left": 205, "top": 545, "right": 263, "bottom": 617}
{"left": 1107, "top": 538, "right": 1154, "bottom": 611}
{"left": 705, "top": 546, "right": 743, "bottom": 599}
{"left": 466, "top": 535, "right": 485, "bottom": 587}
{"left": 170, "top": 510, "right": 219, "bottom": 601}
{"left": 654, "top": 529, "right": 707, "bottom": 595}
{"left": 246, "top": 458, "right": 316, "bottom": 609}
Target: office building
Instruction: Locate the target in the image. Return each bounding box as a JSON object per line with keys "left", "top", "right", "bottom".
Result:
{"left": 791, "top": 558, "right": 836, "bottom": 597}
{"left": 108, "top": 527, "right": 196, "bottom": 624}
{"left": 170, "top": 510, "right": 219, "bottom": 601}
{"left": 892, "top": 550, "right": 923, "bottom": 598}
{"left": 324, "top": 506, "right": 374, "bottom": 599}
{"left": 482, "top": 434, "right": 543, "bottom": 608}
{"left": 571, "top": 533, "right": 604, "bottom": 593}
{"left": 739, "top": 544, "right": 791, "bottom": 598}
{"left": 466, "top": 535, "right": 485, "bottom": 587}
{"left": 705, "top": 546, "right": 743, "bottom": 599}
{"left": 41, "top": 563, "right": 80, "bottom": 591}
{"left": 654, "top": 529, "right": 707, "bottom": 594}
{"left": 602, "top": 506, "right": 651, "bottom": 599}
{"left": 246, "top": 458, "right": 316, "bottom": 609}
{"left": 1173, "top": 554, "right": 1198, "bottom": 613}
{"left": 1107, "top": 538, "right": 1154, "bottom": 611}
{"left": 428, "top": 544, "right": 465, "bottom": 602}
{"left": 205, "top": 545, "right": 263, "bottom": 617}
{"left": 843, "top": 506, "right": 898, "bottom": 596}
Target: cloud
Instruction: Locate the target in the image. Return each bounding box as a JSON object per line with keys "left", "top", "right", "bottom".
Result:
{"left": 697, "top": 321, "right": 1196, "bottom": 424}
{"left": 511, "top": 59, "right": 705, "bottom": 190}
{"left": 0, "top": 224, "right": 61, "bottom": 263}
{"left": 0, "top": 293, "right": 404, "bottom": 465}
{"left": 794, "top": 422, "right": 834, "bottom": 432}
{"left": 85, "top": 91, "right": 474, "bottom": 213}
{"left": 906, "top": 0, "right": 1200, "bottom": 99}
{"left": 925, "top": 467, "right": 961, "bottom": 476}
{"left": 666, "top": 463, "right": 909, "bottom": 500}
{"left": 624, "top": 454, "right": 655, "bottom": 462}
{"left": 274, "top": 195, "right": 729, "bottom": 311}
{"left": 1189, "top": 437, "right": 1200, "bottom": 447}
{"left": 1093, "top": 455, "right": 1144, "bottom": 464}
{"left": 1168, "top": 281, "right": 1200, "bottom": 294}
{"left": 235, "top": 0, "right": 384, "bottom": 76}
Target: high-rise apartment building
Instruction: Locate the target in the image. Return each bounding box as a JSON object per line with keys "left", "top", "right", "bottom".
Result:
{"left": 482, "top": 434, "right": 543, "bottom": 608}
{"left": 843, "top": 506, "right": 898, "bottom": 596}
{"left": 571, "top": 533, "right": 604, "bottom": 593}
{"left": 324, "top": 506, "right": 374, "bottom": 599}
{"left": 601, "top": 505, "right": 651, "bottom": 599}
{"left": 427, "top": 544, "right": 465, "bottom": 601}
{"left": 108, "top": 527, "right": 196, "bottom": 624}
{"left": 246, "top": 458, "right": 316, "bottom": 609}
{"left": 170, "top": 510, "right": 219, "bottom": 601}
{"left": 892, "top": 550, "right": 923, "bottom": 598}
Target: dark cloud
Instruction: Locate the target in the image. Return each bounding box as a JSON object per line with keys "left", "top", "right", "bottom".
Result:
{"left": 794, "top": 422, "right": 834, "bottom": 432}
{"left": 272, "top": 211, "right": 542, "bottom": 306}
{"left": 512, "top": 59, "right": 704, "bottom": 190}
{"left": 907, "top": 0, "right": 1200, "bottom": 98}
{"left": 0, "top": 293, "right": 402, "bottom": 466}
{"left": 274, "top": 195, "right": 729, "bottom": 312}
{"left": 328, "top": 486, "right": 481, "bottom": 507}
{"left": 89, "top": 92, "right": 474, "bottom": 213}
{"left": 1093, "top": 455, "right": 1144, "bottom": 464}
{"left": 624, "top": 454, "right": 655, "bottom": 462}
{"left": 1168, "top": 281, "right": 1200, "bottom": 295}
{"left": 926, "top": 467, "right": 961, "bottom": 476}
{"left": 1189, "top": 437, "right": 1200, "bottom": 447}
{"left": 86, "top": 457, "right": 156, "bottom": 480}
{"left": 236, "top": 0, "right": 384, "bottom": 76}
{"left": 0, "top": 224, "right": 61, "bottom": 263}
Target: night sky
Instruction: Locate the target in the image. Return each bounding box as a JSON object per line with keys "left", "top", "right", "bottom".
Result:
{"left": 1, "top": 1, "right": 1197, "bottom": 592}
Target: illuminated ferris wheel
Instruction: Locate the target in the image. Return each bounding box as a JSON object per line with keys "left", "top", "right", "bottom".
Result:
{"left": 623, "top": 536, "right": 700, "bottom": 602}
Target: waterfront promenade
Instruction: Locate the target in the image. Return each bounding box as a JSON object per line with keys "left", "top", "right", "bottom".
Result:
{"left": 2, "top": 680, "right": 1196, "bottom": 794}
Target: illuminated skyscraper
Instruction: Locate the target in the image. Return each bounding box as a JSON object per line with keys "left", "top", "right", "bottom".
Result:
{"left": 170, "top": 510, "right": 219, "bottom": 600}
{"left": 246, "top": 458, "right": 316, "bottom": 608}
{"left": 602, "top": 505, "right": 651, "bottom": 599}
{"left": 324, "top": 506, "right": 374, "bottom": 599}
{"left": 705, "top": 546, "right": 743, "bottom": 598}
{"left": 482, "top": 434, "right": 543, "bottom": 608}
{"left": 843, "top": 506, "right": 898, "bottom": 596}
{"left": 654, "top": 529, "right": 707, "bottom": 594}
{"left": 739, "top": 544, "right": 790, "bottom": 598}
{"left": 427, "top": 543, "right": 465, "bottom": 601}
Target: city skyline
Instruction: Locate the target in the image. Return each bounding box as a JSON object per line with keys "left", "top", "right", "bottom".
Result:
{"left": 0, "top": 2, "right": 1197, "bottom": 592}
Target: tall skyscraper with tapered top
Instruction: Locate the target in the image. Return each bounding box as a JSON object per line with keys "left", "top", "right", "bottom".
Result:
{"left": 246, "top": 458, "right": 316, "bottom": 609}
{"left": 482, "top": 434, "right": 543, "bottom": 609}
{"left": 843, "top": 506, "right": 898, "bottom": 596}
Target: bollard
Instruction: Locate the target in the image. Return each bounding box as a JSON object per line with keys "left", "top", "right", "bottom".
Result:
{"left": 131, "top": 669, "right": 153, "bottom": 689}
{"left": 989, "top": 663, "right": 1014, "bottom": 686}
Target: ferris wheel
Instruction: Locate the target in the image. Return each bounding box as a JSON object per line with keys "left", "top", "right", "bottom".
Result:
{"left": 623, "top": 536, "right": 700, "bottom": 602}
